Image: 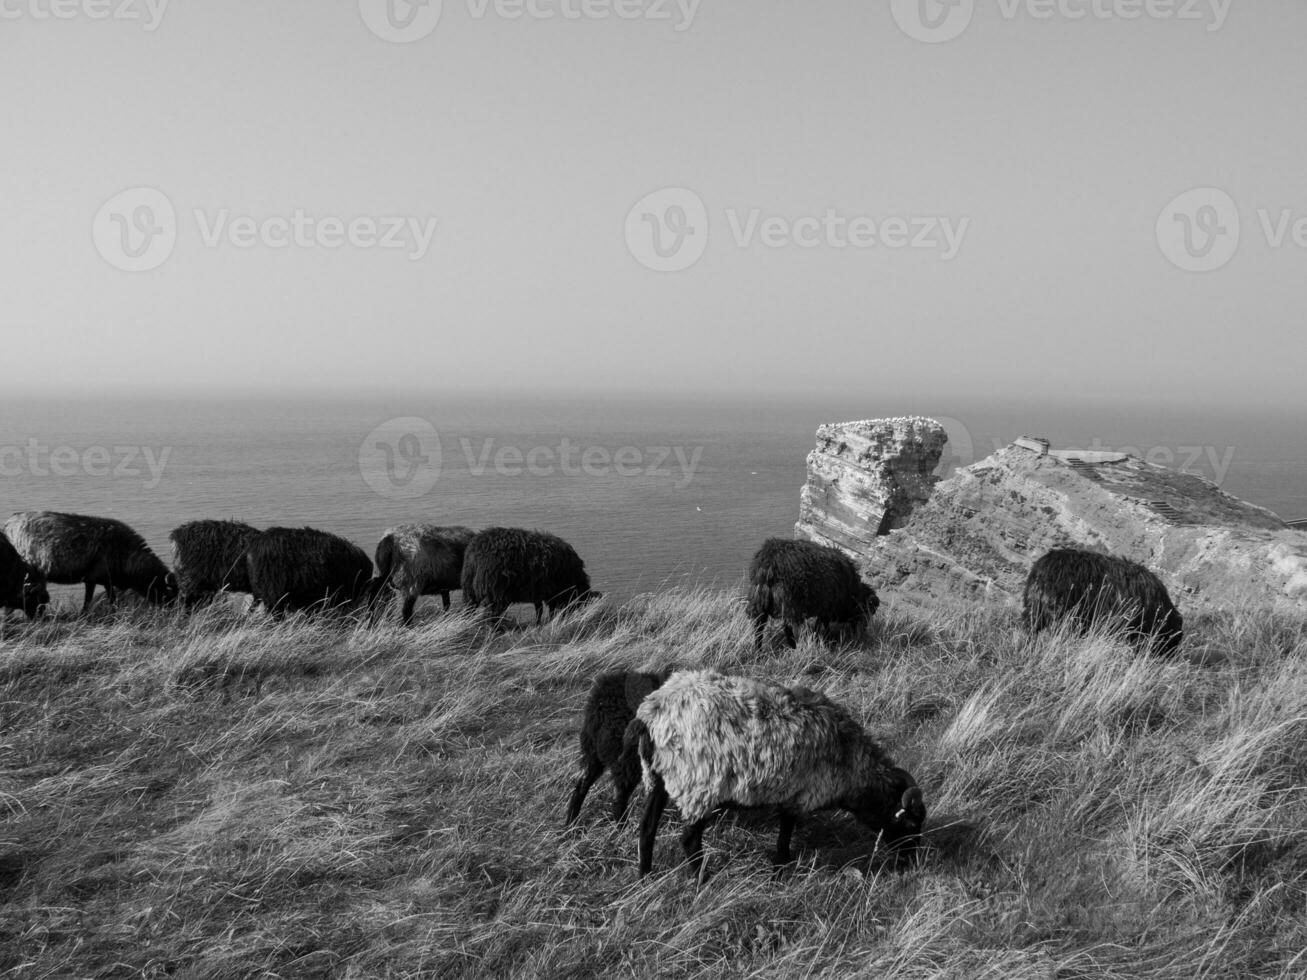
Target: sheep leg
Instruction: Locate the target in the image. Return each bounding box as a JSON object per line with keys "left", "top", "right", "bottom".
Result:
{"left": 400, "top": 594, "right": 418, "bottom": 626}
{"left": 752, "top": 612, "right": 768, "bottom": 651}
{"left": 681, "top": 816, "right": 712, "bottom": 883}
{"left": 638, "top": 775, "right": 669, "bottom": 876}
{"left": 775, "top": 809, "right": 797, "bottom": 864}
{"left": 565, "top": 756, "right": 605, "bottom": 827}
{"left": 781, "top": 620, "right": 798, "bottom": 649}
{"left": 534, "top": 601, "right": 544, "bottom": 624}
{"left": 82, "top": 582, "right": 97, "bottom": 614}
{"left": 612, "top": 774, "right": 640, "bottom": 825}
{"left": 439, "top": 591, "right": 451, "bottom": 612}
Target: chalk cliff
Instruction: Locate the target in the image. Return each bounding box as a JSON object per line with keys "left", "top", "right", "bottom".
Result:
{"left": 794, "top": 417, "right": 947, "bottom": 554}
{"left": 795, "top": 419, "right": 1307, "bottom": 615}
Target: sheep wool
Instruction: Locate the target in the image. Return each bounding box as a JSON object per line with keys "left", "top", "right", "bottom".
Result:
{"left": 1023, "top": 547, "right": 1183, "bottom": 655}
{"left": 638, "top": 670, "right": 899, "bottom": 823}
{"left": 4, "top": 511, "right": 176, "bottom": 612}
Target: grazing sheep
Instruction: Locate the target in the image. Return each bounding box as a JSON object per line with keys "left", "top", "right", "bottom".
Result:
{"left": 1023, "top": 547, "right": 1184, "bottom": 655}
{"left": 3, "top": 511, "right": 176, "bottom": 613}
{"left": 0, "top": 531, "right": 48, "bottom": 620}
{"left": 244, "top": 526, "right": 373, "bottom": 617}
{"left": 564, "top": 667, "right": 673, "bottom": 827}
{"left": 632, "top": 669, "right": 925, "bottom": 878}
{"left": 461, "top": 527, "right": 600, "bottom": 624}
{"left": 369, "top": 524, "right": 475, "bottom": 625}
{"left": 169, "top": 519, "right": 261, "bottom": 609}
{"left": 747, "top": 538, "right": 879, "bottom": 649}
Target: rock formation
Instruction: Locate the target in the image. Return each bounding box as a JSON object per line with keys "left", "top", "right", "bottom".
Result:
{"left": 795, "top": 418, "right": 1307, "bottom": 615}
{"left": 794, "top": 417, "right": 948, "bottom": 554}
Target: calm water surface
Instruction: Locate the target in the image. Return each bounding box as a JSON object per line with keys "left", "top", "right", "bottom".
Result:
{"left": 1, "top": 394, "right": 1303, "bottom": 603}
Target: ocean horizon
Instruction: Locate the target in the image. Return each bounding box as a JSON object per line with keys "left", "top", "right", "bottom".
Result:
{"left": 2, "top": 393, "right": 1304, "bottom": 606}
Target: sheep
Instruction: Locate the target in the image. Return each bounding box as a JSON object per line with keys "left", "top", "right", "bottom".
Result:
{"left": 631, "top": 669, "right": 925, "bottom": 879}
{"left": 3, "top": 511, "right": 176, "bottom": 613}
{"left": 369, "top": 524, "right": 475, "bottom": 625}
{"left": 244, "top": 526, "right": 373, "bottom": 617}
{"left": 564, "top": 667, "right": 673, "bottom": 827}
{"left": 1023, "top": 547, "right": 1184, "bottom": 655}
{"left": 461, "top": 527, "right": 600, "bottom": 625}
{"left": 0, "top": 530, "right": 48, "bottom": 620}
{"left": 169, "top": 519, "right": 261, "bottom": 609}
{"left": 747, "top": 538, "right": 879, "bottom": 649}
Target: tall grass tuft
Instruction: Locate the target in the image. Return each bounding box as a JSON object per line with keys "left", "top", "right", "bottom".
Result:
{"left": 0, "top": 588, "right": 1303, "bottom": 978}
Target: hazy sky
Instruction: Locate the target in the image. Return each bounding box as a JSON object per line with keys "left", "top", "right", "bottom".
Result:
{"left": 2, "top": 0, "right": 1304, "bottom": 407}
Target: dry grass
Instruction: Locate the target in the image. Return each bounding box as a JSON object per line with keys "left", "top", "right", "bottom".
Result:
{"left": 0, "top": 592, "right": 1303, "bottom": 979}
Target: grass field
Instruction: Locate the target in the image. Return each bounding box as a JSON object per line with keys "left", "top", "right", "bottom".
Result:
{"left": 1, "top": 591, "right": 1304, "bottom": 979}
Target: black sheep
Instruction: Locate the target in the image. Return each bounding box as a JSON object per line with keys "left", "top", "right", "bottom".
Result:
{"left": 564, "top": 667, "right": 672, "bottom": 827}
{"left": 1023, "top": 547, "right": 1184, "bottom": 655}
{"left": 461, "top": 527, "right": 599, "bottom": 624}
{"left": 169, "top": 519, "right": 261, "bottom": 609}
{"left": 369, "top": 524, "right": 475, "bottom": 625}
{"left": 746, "top": 538, "right": 879, "bottom": 649}
{"left": 0, "top": 530, "right": 48, "bottom": 620}
{"left": 244, "top": 526, "right": 373, "bottom": 617}
{"left": 3, "top": 511, "right": 176, "bottom": 613}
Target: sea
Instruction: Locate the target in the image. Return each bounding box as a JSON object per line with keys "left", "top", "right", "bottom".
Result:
{"left": 1, "top": 393, "right": 1304, "bottom": 605}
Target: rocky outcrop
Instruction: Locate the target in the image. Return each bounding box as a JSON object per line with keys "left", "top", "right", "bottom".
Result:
{"left": 795, "top": 418, "right": 1307, "bottom": 615}
{"left": 794, "top": 417, "right": 947, "bottom": 555}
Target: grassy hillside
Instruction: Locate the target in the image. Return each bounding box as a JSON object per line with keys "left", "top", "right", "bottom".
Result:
{"left": 1, "top": 592, "right": 1304, "bottom": 979}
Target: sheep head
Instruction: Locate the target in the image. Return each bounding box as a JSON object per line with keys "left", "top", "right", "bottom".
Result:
{"left": 858, "top": 581, "right": 881, "bottom": 620}
{"left": 849, "top": 767, "right": 926, "bottom": 852}
{"left": 1156, "top": 607, "right": 1184, "bottom": 655}
{"left": 149, "top": 572, "right": 180, "bottom": 606}
{"left": 21, "top": 574, "right": 49, "bottom": 619}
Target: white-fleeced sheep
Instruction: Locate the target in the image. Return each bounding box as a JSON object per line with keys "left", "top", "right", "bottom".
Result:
{"left": 630, "top": 669, "right": 925, "bottom": 878}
